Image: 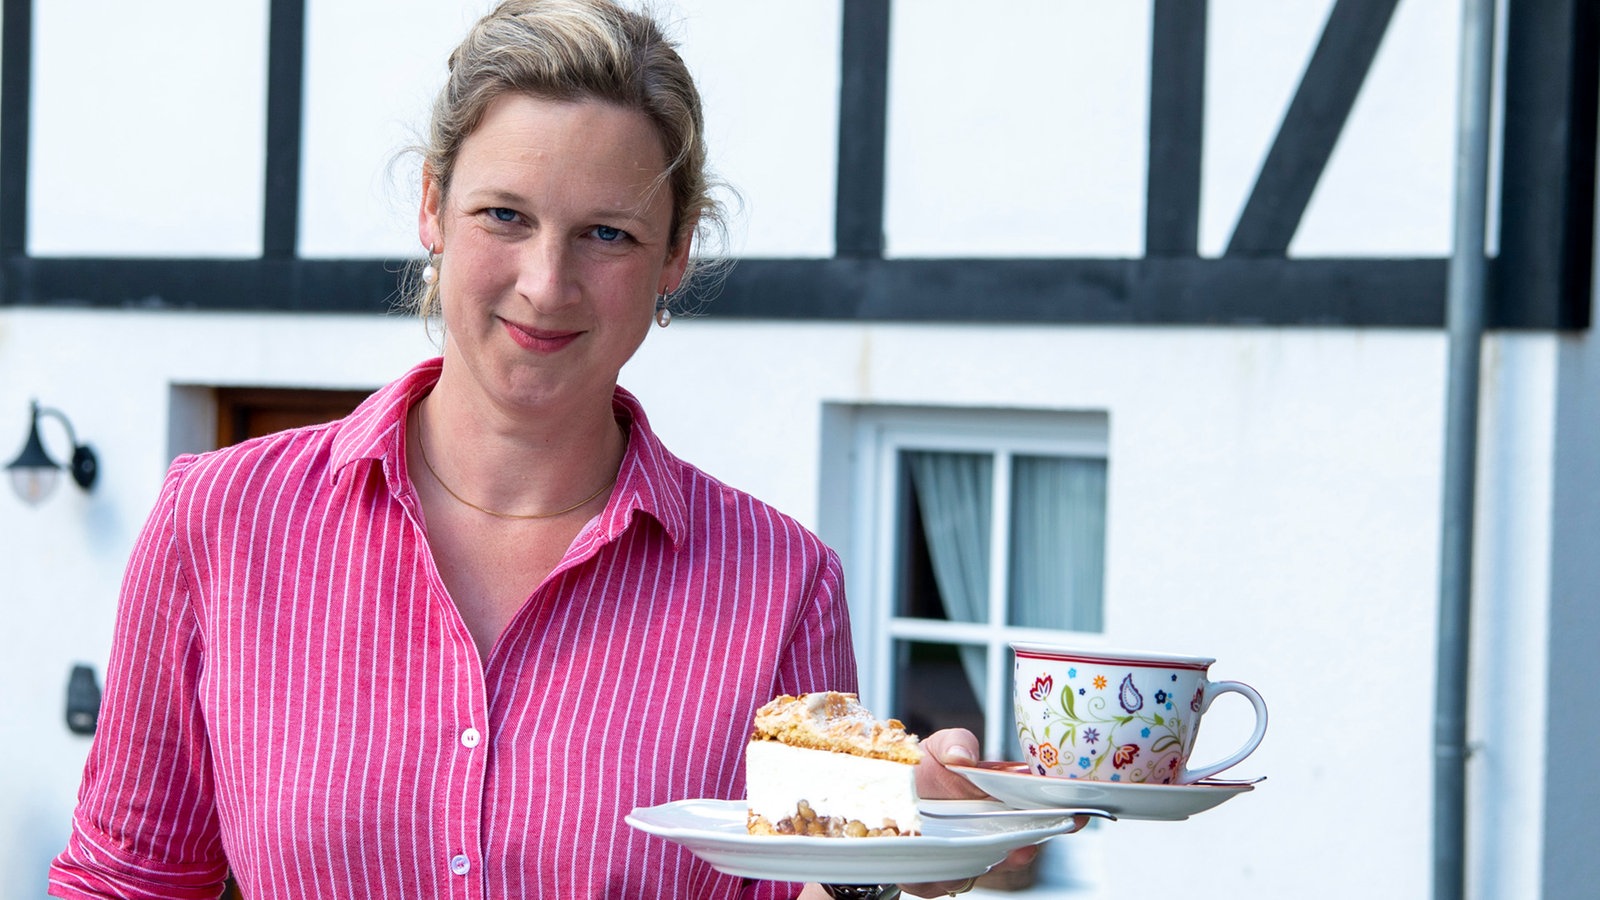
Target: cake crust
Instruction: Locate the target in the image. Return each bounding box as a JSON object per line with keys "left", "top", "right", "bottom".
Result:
{"left": 749, "top": 692, "right": 924, "bottom": 766}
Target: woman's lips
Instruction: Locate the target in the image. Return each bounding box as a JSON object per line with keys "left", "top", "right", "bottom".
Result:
{"left": 501, "top": 318, "right": 581, "bottom": 352}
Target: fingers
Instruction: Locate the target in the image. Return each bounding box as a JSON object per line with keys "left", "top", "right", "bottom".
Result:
{"left": 904, "top": 729, "right": 1049, "bottom": 896}
{"left": 1001, "top": 843, "right": 1040, "bottom": 868}
{"left": 900, "top": 845, "right": 1040, "bottom": 897}
{"left": 915, "top": 728, "right": 989, "bottom": 800}
{"left": 920, "top": 728, "right": 978, "bottom": 767}
{"left": 899, "top": 876, "right": 976, "bottom": 898}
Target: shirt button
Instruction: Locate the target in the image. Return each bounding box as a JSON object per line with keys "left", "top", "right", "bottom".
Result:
{"left": 450, "top": 854, "right": 471, "bottom": 876}
{"left": 461, "top": 727, "right": 482, "bottom": 748}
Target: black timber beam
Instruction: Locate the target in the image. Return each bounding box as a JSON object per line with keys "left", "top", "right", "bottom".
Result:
{"left": 1, "top": 257, "right": 406, "bottom": 314}
{"left": 1493, "top": 0, "right": 1597, "bottom": 330}
{"left": 1225, "top": 0, "right": 1400, "bottom": 257}
{"left": 0, "top": 0, "right": 31, "bottom": 260}
{"left": 1146, "top": 0, "right": 1207, "bottom": 256}
{"left": 0, "top": 255, "right": 1452, "bottom": 328}
{"left": 713, "top": 257, "right": 1448, "bottom": 326}
{"left": 835, "top": 0, "right": 891, "bottom": 259}
{"left": 263, "top": 0, "right": 307, "bottom": 259}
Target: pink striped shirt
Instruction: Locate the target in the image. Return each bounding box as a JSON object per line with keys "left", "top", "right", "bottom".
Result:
{"left": 50, "top": 358, "right": 856, "bottom": 899}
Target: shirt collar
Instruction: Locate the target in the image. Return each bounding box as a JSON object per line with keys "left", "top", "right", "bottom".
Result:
{"left": 328, "top": 357, "right": 440, "bottom": 485}
{"left": 328, "top": 358, "right": 688, "bottom": 548}
{"left": 597, "top": 386, "right": 689, "bottom": 550}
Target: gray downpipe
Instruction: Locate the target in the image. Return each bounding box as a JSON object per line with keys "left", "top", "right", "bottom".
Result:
{"left": 1434, "top": 0, "right": 1496, "bottom": 898}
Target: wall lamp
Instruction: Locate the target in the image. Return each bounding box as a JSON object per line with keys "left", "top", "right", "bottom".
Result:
{"left": 6, "top": 400, "right": 98, "bottom": 505}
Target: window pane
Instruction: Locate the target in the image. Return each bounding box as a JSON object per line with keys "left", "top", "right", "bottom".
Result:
{"left": 1007, "top": 455, "right": 1107, "bottom": 631}
{"left": 897, "top": 451, "right": 992, "bottom": 622}
{"left": 892, "top": 640, "right": 985, "bottom": 742}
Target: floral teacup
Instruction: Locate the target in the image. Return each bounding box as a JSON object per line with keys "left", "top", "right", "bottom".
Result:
{"left": 1013, "top": 643, "right": 1268, "bottom": 785}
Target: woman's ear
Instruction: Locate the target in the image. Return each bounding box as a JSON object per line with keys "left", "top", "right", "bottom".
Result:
{"left": 660, "top": 219, "right": 696, "bottom": 294}
{"left": 419, "top": 164, "right": 444, "bottom": 251}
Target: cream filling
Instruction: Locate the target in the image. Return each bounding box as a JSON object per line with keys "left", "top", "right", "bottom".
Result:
{"left": 745, "top": 740, "right": 921, "bottom": 833}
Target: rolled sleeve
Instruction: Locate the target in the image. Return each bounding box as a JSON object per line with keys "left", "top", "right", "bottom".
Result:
{"left": 50, "top": 458, "right": 227, "bottom": 899}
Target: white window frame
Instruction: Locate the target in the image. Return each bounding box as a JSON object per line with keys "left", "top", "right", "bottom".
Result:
{"left": 835, "top": 404, "right": 1111, "bottom": 758}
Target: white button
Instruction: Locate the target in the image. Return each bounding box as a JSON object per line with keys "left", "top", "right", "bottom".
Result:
{"left": 461, "top": 727, "right": 481, "bottom": 748}
{"left": 450, "top": 854, "right": 471, "bottom": 876}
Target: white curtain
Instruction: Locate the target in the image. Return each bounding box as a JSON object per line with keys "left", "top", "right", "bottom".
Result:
{"left": 906, "top": 451, "right": 992, "bottom": 695}
{"left": 907, "top": 450, "right": 1108, "bottom": 678}
{"left": 1009, "top": 455, "right": 1107, "bottom": 631}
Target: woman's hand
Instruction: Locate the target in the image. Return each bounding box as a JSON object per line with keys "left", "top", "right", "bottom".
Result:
{"left": 897, "top": 728, "right": 1040, "bottom": 898}
{"left": 802, "top": 728, "right": 1080, "bottom": 899}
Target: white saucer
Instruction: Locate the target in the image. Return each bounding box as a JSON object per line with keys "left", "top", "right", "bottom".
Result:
{"left": 951, "top": 762, "right": 1261, "bottom": 821}
{"left": 920, "top": 799, "right": 1114, "bottom": 823}
{"left": 626, "top": 798, "right": 1089, "bottom": 883}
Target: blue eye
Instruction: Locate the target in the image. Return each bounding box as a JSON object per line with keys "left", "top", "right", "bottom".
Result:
{"left": 488, "top": 207, "right": 518, "bottom": 222}
{"left": 593, "top": 225, "right": 624, "bottom": 242}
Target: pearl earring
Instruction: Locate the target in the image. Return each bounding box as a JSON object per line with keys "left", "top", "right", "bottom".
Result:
{"left": 422, "top": 242, "right": 440, "bottom": 285}
{"left": 654, "top": 295, "right": 672, "bottom": 328}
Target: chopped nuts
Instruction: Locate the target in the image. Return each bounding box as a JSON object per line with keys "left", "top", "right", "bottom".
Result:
{"left": 757, "top": 804, "right": 917, "bottom": 838}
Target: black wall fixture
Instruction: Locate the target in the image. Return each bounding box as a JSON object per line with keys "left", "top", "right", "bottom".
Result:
{"left": 65, "top": 664, "right": 101, "bottom": 736}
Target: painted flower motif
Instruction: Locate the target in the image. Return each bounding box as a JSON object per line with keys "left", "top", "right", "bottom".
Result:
{"left": 1078, "top": 756, "right": 1092, "bottom": 770}
{"left": 1037, "top": 764, "right": 1048, "bottom": 776}
{"left": 1110, "top": 773, "right": 1122, "bottom": 782}
{"left": 1093, "top": 675, "right": 1108, "bottom": 690}
{"left": 1170, "top": 674, "right": 1178, "bottom": 681}
{"left": 1027, "top": 743, "right": 1037, "bottom": 758}
{"left": 1155, "top": 690, "right": 1169, "bottom": 704}
{"left": 1068, "top": 668, "right": 1077, "bottom": 679}
{"left": 1112, "top": 743, "right": 1141, "bottom": 769}
{"left": 1084, "top": 728, "right": 1100, "bottom": 744}
{"left": 1030, "top": 675, "right": 1053, "bottom": 701}
{"left": 1079, "top": 688, "right": 1086, "bottom": 695}
{"left": 1118, "top": 674, "right": 1144, "bottom": 713}
{"left": 1038, "top": 743, "right": 1060, "bottom": 768}
{"left": 1191, "top": 687, "right": 1204, "bottom": 712}
{"left": 1140, "top": 727, "right": 1151, "bottom": 738}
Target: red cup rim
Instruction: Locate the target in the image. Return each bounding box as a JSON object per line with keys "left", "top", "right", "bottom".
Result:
{"left": 1011, "top": 642, "right": 1215, "bottom": 670}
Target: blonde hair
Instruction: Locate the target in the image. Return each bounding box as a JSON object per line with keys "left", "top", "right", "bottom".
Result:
{"left": 409, "top": 0, "right": 725, "bottom": 317}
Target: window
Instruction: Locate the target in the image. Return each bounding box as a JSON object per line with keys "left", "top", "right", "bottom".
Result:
{"left": 166, "top": 385, "right": 373, "bottom": 462}
{"left": 835, "top": 406, "right": 1110, "bottom": 759}
{"left": 213, "top": 387, "right": 372, "bottom": 447}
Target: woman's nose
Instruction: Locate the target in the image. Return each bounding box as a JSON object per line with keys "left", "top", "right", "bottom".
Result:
{"left": 516, "top": 235, "right": 580, "bottom": 311}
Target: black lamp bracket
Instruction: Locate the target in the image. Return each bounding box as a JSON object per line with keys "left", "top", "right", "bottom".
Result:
{"left": 33, "top": 403, "right": 98, "bottom": 490}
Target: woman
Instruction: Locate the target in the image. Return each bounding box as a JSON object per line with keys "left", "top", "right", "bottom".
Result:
{"left": 49, "top": 2, "right": 1011, "bottom": 897}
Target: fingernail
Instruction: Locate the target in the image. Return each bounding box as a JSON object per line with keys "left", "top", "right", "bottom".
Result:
{"left": 943, "top": 744, "right": 976, "bottom": 763}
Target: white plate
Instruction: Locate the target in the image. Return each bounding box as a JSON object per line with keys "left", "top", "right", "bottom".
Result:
{"left": 950, "top": 762, "right": 1261, "bottom": 821}
{"left": 625, "top": 798, "right": 1089, "bottom": 883}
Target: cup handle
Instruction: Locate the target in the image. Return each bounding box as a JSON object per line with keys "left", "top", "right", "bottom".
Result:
{"left": 1178, "top": 680, "right": 1268, "bottom": 784}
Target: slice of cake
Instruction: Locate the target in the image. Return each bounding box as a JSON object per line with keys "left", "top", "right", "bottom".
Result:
{"left": 745, "top": 692, "right": 924, "bottom": 837}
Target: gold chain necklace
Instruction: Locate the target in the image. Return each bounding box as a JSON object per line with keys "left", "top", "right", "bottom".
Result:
{"left": 413, "top": 405, "right": 620, "bottom": 521}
